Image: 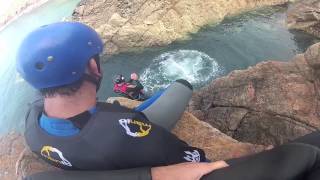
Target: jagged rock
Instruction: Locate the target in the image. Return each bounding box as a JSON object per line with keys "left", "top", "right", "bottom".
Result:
{"left": 172, "top": 112, "right": 266, "bottom": 161}
{"left": 0, "top": 132, "right": 25, "bottom": 180}
{"left": 0, "top": 133, "right": 57, "bottom": 180}
{"left": 72, "top": 0, "right": 290, "bottom": 54}
{"left": 189, "top": 43, "right": 320, "bottom": 145}
{"left": 287, "top": 0, "right": 320, "bottom": 38}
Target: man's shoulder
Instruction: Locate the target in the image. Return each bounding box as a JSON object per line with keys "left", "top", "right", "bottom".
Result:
{"left": 96, "top": 101, "right": 135, "bottom": 113}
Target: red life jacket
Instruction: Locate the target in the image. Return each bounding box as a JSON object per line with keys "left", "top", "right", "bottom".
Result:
{"left": 113, "top": 83, "right": 128, "bottom": 94}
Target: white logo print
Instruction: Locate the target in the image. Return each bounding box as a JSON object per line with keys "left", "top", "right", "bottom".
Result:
{"left": 184, "top": 150, "right": 201, "bottom": 162}
{"left": 119, "top": 119, "right": 152, "bottom": 137}
{"left": 41, "top": 146, "right": 72, "bottom": 167}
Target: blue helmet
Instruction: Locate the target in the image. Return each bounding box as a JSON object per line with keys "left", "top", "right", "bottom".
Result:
{"left": 16, "top": 22, "right": 104, "bottom": 89}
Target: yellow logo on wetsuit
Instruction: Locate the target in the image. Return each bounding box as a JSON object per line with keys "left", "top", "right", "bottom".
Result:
{"left": 40, "top": 146, "right": 72, "bottom": 167}
{"left": 119, "top": 119, "right": 152, "bottom": 137}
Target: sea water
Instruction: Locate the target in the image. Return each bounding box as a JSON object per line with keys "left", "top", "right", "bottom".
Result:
{"left": 0, "top": 4, "right": 318, "bottom": 134}
{"left": 0, "top": 0, "right": 81, "bottom": 134}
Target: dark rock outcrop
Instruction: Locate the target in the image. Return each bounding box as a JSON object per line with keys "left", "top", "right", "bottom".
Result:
{"left": 189, "top": 43, "right": 320, "bottom": 145}
{"left": 287, "top": 0, "right": 320, "bottom": 38}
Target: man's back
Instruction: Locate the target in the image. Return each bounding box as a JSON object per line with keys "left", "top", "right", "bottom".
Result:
{"left": 25, "top": 101, "right": 206, "bottom": 170}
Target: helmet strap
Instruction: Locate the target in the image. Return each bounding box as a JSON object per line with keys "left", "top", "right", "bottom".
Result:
{"left": 93, "top": 55, "right": 101, "bottom": 74}
{"left": 83, "top": 74, "right": 102, "bottom": 92}
{"left": 84, "top": 55, "right": 102, "bottom": 91}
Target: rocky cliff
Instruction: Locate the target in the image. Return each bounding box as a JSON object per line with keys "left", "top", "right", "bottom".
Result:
{"left": 287, "top": 0, "right": 320, "bottom": 38}
{"left": 189, "top": 42, "right": 320, "bottom": 146}
{"left": 72, "top": 0, "right": 291, "bottom": 54}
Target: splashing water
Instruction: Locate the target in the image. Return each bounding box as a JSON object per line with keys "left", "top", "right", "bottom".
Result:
{"left": 140, "top": 50, "right": 223, "bottom": 93}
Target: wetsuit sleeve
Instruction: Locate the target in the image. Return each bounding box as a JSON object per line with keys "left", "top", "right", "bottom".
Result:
{"left": 127, "top": 80, "right": 143, "bottom": 92}
{"left": 202, "top": 143, "right": 320, "bottom": 180}
{"left": 24, "top": 167, "right": 152, "bottom": 180}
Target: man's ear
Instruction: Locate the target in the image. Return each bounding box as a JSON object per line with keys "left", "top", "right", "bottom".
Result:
{"left": 88, "top": 58, "right": 102, "bottom": 77}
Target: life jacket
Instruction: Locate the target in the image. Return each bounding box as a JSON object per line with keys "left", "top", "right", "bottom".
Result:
{"left": 24, "top": 101, "right": 206, "bottom": 170}
{"left": 113, "top": 83, "right": 128, "bottom": 94}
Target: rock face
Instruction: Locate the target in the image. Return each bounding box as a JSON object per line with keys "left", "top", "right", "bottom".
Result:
{"left": 189, "top": 43, "right": 320, "bottom": 146}
{"left": 0, "top": 133, "right": 57, "bottom": 180}
{"left": 172, "top": 112, "right": 266, "bottom": 161}
{"left": 287, "top": 0, "right": 320, "bottom": 38}
{"left": 72, "top": 0, "right": 290, "bottom": 54}
{"left": 0, "top": 133, "right": 25, "bottom": 180}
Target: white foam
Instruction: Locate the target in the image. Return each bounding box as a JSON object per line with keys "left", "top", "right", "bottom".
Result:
{"left": 140, "top": 50, "right": 222, "bottom": 93}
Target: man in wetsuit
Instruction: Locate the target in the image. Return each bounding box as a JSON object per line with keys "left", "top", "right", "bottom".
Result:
{"left": 127, "top": 73, "right": 147, "bottom": 100}
{"left": 18, "top": 22, "right": 320, "bottom": 180}
{"left": 26, "top": 131, "right": 320, "bottom": 180}
{"left": 17, "top": 22, "right": 208, "bottom": 171}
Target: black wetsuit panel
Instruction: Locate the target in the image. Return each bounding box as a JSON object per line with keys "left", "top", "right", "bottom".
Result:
{"left": 24, "top": 101, "right": 206, "bottom": 170}
{"left": 291, "top": 131, "right": 320, "bottom": 148}
{"left": 127, "top": 79, "right": 144, "bottom": 99}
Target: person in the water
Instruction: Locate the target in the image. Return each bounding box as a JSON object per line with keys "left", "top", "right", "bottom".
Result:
{"left": 127, "top": 73, "right": 147, "bottom": 100}
{"left": 113, "top": 73, "right": 147, "bottom": 101}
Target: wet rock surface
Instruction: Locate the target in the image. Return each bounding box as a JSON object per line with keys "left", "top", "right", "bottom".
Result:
{"left": 189, "top": 43, "right": 320, "bottom": 145}
{"left": 0, "top": 133, "right": 57, "bottom": 180}
{"left": 72, "top": 0, "right": 290, "bottom": 54}
{"left": 287, "top": 0, "right": 320, "bottom": 38}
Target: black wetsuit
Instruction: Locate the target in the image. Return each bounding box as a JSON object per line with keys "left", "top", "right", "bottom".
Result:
{"left": 25, "top": 101, "right": 206, "bottom": 170}
{"left": 203, "top": 131, "right": 320, "bottom": 180}
{"left": 127, "top": 79, "right": 145, "bottom": 100}
{"left": 25, "top": 132, "right": 320, "bottom": 180}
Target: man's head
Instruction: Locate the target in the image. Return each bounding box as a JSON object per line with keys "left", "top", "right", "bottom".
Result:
{"left": 130, "top": 73, "right": 138, "bottom": 80}
{"left": 16, "top": 22, "right": 104, "bottom": 97}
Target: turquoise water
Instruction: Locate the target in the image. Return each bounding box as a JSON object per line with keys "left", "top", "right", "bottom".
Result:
{"left": 98, "top": 6, "right": 319, "bottom": 97}
{"left": 0, "top": 0, "right": 81, "bottom": 134}
{"left": 0, "top": 3, "right": 318, "bottom": 134}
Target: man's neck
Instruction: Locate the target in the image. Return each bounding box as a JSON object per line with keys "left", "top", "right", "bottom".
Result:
{"left": 44, "top": 83, "right": 97, "bottom": 119}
